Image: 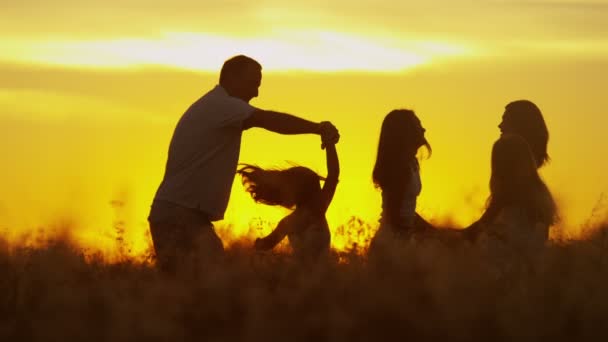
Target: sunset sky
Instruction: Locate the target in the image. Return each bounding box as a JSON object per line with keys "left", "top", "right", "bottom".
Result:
{"left": 1, "top": 0, "right": 607, "bottom": 257}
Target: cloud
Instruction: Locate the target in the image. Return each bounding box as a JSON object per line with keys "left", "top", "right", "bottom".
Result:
{"left": 500, "top": 0, "right": 608, "bottom": 9}
{"left": 0, "top": 31, "right": 474, "bottom": 72}
{"left": 2, "top": 0, "right": 607, "bottom": 41}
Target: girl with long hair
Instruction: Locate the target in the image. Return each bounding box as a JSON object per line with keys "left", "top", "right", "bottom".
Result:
{"left": 368, "top": 109, "right": 433, "bottom": 255}
{"left": 237, "top": 142, "right": 339, "bottom": 261}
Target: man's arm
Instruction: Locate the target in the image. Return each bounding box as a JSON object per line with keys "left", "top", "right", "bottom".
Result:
{"left": 243, "top": 110, "right": 318, "bottom": 133}
{"left": 242, "top": 110, "right": 339, "bottom": 147}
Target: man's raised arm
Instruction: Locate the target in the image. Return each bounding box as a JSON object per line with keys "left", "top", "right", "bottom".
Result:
{"left": 243, "top": 110, "right": 339, "bottom": 146}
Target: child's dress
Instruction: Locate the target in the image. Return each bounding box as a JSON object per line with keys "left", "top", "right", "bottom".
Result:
{"left": 281, "top": 209, "right": 331, "bottom": 260}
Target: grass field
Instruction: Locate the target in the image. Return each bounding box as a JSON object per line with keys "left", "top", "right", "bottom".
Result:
{"left": 1, "top": 216, "right": 608, "bottom": 341}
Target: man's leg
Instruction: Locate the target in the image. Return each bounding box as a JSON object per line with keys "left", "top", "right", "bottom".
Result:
{"left": 149, "top": 220, "right": 180, "bottom": 274}
{"left": 149, "top": 201, "right": 225, "bottom": 274}
{"left": 148, "top": 200, "right": 199, "bottom": 274}
{"left": 187, "top": 222, "right": 225, "bottom": 267}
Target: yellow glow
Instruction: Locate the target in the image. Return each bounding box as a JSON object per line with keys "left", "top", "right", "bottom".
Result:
{"left": 2, "top": 1, "right": 608, "bottom": 261}
{"left": 1, "top": 32, "right": 473, "bottom": 72}
{"left": 2, "top": 61, "right": 607, "bottom": 260}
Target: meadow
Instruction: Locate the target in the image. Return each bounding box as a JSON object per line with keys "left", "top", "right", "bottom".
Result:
{"left": 1, "top": 213, "right": 608, "bottom": 341}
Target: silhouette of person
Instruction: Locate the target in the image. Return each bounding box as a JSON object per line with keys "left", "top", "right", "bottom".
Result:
{"left": 237, "top": 138, "right": 339, "bottom": 262}
{"left": 465, "top": 100, "right": 550, "bottom": 238}
{"left": 475, "top": 134, "right": 557, "bottom": 272}
{"left": 499, "top": 100, "right": 550, "bottom": 168}
{"left": 148, "top": 55, "right": 340, "bottom": 273}
{"left": 368, "top": 109, "right": 433, "bottom": 256}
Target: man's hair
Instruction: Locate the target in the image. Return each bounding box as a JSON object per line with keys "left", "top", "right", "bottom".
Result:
{"left": 219, "top": 55, "right": 261, "bottom": 85}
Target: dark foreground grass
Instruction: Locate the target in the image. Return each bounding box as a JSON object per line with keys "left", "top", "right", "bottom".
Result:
{"left": 1, "top": 222, "right": 608, "bottom": 341}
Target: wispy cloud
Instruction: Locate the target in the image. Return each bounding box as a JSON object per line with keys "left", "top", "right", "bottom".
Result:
{"left": 497, "top": 0, "right": 608, "bottom": 9}
{"left": 2, "top": 1, "right": 608, "bottom": 70}
{"left": 1, "top": 31, "right": 473, "bottom": 72}
{"left": 3, "top": 0, "right": 608, "bottom": 40}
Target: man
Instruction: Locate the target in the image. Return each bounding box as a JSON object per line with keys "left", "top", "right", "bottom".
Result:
{"left": 148, "top": 55, "right": 340, "bottom": 273}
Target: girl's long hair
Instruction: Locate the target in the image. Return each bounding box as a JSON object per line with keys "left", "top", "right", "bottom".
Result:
{"left": 372, "top": 109, "right": 430, "bottom": 223}
{"left": 237, "top": 164, "right": 324, "bottom": 212}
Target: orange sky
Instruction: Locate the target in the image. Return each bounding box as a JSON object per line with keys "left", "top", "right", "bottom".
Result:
{"left": 1, "top": 0, "right": 607, "bottom": 258}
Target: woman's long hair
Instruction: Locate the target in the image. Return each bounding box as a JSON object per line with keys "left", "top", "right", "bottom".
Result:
{"left": 504, "top": 100, "right": 550, "bottom": 168}
{"left": 237, "top": 164, "right": 324, "bottom": 212}
{"left": 372, "top": 109, "right": 430, "bottom": 223}
{"left": 487, "top": 134, "right": 557, "bottom": 226}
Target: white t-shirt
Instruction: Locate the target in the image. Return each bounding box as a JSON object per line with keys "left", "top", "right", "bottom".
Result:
{"left": 154, "top": 85, "right": 257, "bottom": 221}
{"left": 380, "top": 159, "right": 421, "bottom": 227}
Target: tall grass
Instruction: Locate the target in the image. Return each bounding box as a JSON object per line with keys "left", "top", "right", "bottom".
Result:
{"left": 1, "top": 219, "right": 608, "bottom": 341}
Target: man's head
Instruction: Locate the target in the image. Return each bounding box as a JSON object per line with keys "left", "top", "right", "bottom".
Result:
{"left": 219, "top": 55, "right": 262, "bottom": 103}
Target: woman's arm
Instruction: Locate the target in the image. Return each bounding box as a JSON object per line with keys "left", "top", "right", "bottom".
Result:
{"left": 320, "top": 143, "right": 339, "bottom": 214}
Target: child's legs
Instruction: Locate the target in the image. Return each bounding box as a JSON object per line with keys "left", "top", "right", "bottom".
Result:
{"left": 289, "top": 228, "right": 330, "bottom": 262}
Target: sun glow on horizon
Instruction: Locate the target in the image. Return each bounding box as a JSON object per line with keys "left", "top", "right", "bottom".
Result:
{"left": 2, "top": 31, "right": 473, "bottom": 72}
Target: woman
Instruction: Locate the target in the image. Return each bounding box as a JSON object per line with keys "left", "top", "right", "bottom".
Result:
{"left": 476, "top": 134, "right": 557, "bottom": 268}
{"left": 466, "top": 100, "right": 551, "bottom": 237}
{"left": 499, "top": 100, "right": 550, "bottom": 168}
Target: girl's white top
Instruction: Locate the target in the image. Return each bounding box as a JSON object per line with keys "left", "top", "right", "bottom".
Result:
{"left": 380, "top": 159, "right": 421, "bottom": 227}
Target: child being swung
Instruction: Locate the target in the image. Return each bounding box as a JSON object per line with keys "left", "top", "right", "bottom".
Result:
{"left": 238, "top": 142, "right": 339, "bottom": 260}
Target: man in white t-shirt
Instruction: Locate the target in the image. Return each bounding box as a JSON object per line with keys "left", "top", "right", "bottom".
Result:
{"left": 148, "top": 55, "right": 339, "bottom": 273}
